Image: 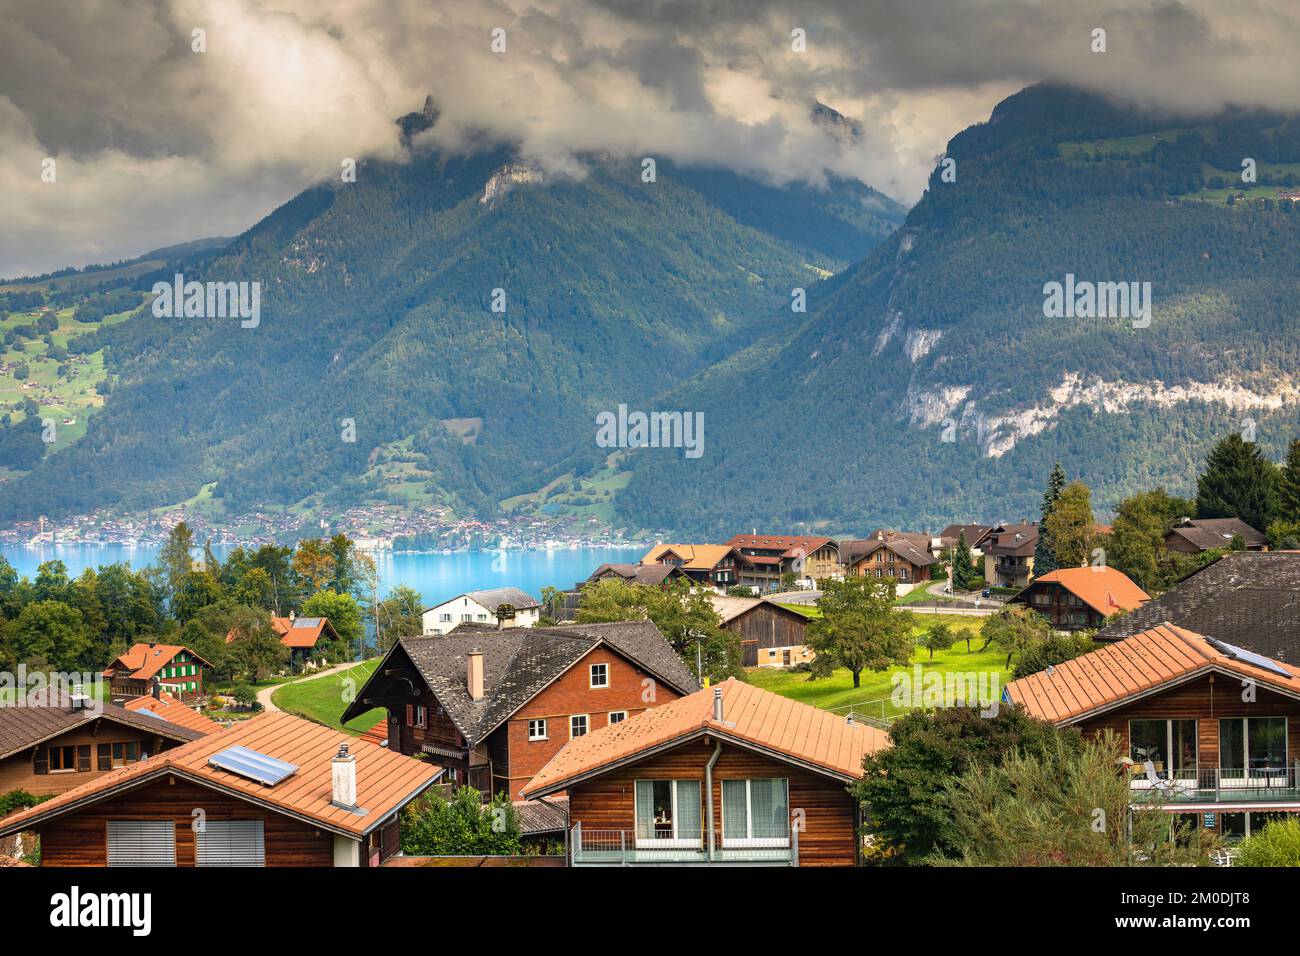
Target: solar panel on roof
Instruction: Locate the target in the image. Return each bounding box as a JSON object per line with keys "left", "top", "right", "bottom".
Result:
{"left": 208, "top": 745, "right": 299, "bottom": 786}
{"left": 1206, "top": 636, "right": 1292, "bottom": 678}
{"left": 291, "top": 617, "right": 321, "bottom": 628}
{"left": 136, "top": 707, "right": 167, "bottom": 720}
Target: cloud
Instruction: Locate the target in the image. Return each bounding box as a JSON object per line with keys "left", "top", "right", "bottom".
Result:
{"left": 1, "top": 0, "right": 1296, "bottom": 276}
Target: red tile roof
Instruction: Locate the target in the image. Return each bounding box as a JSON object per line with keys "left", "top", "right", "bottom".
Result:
{"left": 123, "top": 691, "right": 223, "bottom": 735}
{"left": 104, "top": 643, "right": 210, "bottom": 681}
{"left": 1005, "top": 622, "right": 1300, "bottom": 724}
{"left": 725, "top": 534, "right": 836, "bottom": 557}
{"left": 1023, "top": 566, "right": 1149, "bottom": 617}
{"left": 0, "top": 712, "right": 438, "bottom": 840}
{"left": 523, "top": 678, "right": 888, "bottom": 797}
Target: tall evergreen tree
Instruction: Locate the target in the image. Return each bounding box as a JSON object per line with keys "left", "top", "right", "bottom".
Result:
{"left": 951, "top": 532, "right": 976, "bottom": 591}
{"left": 1195, "top": 433, "right": 1281, "bottom": 531}
{"left": 1279, "top": 438, "right": 1300, "bottom": 522}
{"left": 1033, "top": 463, "right": 1066, "bottom": 578}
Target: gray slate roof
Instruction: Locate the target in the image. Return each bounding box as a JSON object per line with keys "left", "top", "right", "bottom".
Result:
{"left": 349, "top": 621, "right": 699, "bottom": 744}
{"left": 445, "top": 586, "right": 542, "bottom": 613}
{"left": 1166, "top": 518, "right": 1267, "bottom": 551}
{"left": 0, "top": 696, "right": 205, "bottom": 761}
{"left": 514, "top": 796, "right": 568, "bottom": 835}
{"left": 586, "top": 563, "right": 677, "bottom": 586}
{"left": 1095, "top": 552, "right": 1300, "bottom": 661}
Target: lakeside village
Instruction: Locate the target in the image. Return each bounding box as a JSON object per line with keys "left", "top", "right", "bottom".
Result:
{"left": 0, "top": 504, "right": 650, "bottom": 552}
{"left": 5, "top": 440, "right": 1300, "bottom": 868}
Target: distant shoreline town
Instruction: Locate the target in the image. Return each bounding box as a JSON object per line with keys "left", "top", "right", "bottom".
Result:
{"left": 0, "top": 504, "right": 656, "bottom": 553}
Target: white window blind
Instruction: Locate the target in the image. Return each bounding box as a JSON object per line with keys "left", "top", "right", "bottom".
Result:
{"left": 107, "top": 820, "right": 176, "bottom": 867}
{"left": 196, "top": 820, "right": 266, "bottom": 867}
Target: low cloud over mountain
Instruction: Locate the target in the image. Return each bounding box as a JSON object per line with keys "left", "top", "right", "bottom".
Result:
{"left": 3, "top": 0, "right": 1299, "bottom": 275}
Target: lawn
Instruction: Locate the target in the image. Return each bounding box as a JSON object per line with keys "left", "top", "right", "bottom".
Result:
{"left": 747, "top": 614, "right": 1009, "bottom": 722}
{"left": 270, "top": 658, "right": 384, "bottom": 734}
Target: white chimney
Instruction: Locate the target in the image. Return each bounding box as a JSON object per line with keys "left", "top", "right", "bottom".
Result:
{"left": 712, "top": 687, "right": 723, "bottom": 722}
{"left": 331, "top": 743, "right": 357, "bottom": 810}
{"left": 467, "top": 650, "right": 484, "bottom": 702}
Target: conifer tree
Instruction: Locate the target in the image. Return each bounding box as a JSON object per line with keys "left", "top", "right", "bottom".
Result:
{"left": 952, "top": 532, "right": 976, "bottom": 591}
{"left": 1279, "top": 438, "right": 1300, "bottom": 523}
{"left": 1195, "top": 433, "right": 1281, "bottom": 531}
{"left": 1033, "top": 463, "right": 1066, "bottom": 578}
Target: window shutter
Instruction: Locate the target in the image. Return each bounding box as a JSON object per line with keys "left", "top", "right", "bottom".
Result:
{"left": 107, "top": 820, "right": 176, "bottom": 867}
{"left": 97, "top": 744, "right": 111, "bottom": 771}
{"left": 34, "top": 749, "right": 48, "bottom": 775}
{"left": 77, "top": 745, "right": 92, "bottom": 771}
{"left": 405, "top": 704, "right": 414, "bottom": 727}
{"left": 196, "top": 820, "right": 265, "bottom": 867}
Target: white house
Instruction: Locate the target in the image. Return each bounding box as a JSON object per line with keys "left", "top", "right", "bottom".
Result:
{"left": 421, "top": 586, "right": 543, "bottom": 635}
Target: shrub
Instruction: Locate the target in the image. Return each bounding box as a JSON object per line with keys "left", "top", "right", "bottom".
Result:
{"left": 1236, "top": 817, "right": 1300, "bottom": 867}
{"left": 400, "top": 786, "right": 522, "bottom": 856}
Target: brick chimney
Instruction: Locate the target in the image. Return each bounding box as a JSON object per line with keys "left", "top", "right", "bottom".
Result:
{"left": 467, "top": 650, "right": 484, "bottom": 702}
{"left": 331, "top": 743, "right": 357, "bottom": 811}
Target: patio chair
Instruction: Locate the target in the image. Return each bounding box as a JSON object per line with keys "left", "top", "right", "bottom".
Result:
{"left": 1142, "top": 760, "right": 1190, "bottom": 797}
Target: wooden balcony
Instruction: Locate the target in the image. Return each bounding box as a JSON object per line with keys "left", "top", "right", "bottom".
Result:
{"left": 570, "top": 823, "right": 798, "bottom": 866}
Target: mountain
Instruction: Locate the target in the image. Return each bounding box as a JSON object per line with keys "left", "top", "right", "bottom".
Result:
{"left": 0, "top": 113, "right": 903, "bottom": 523}
{"left": 616, "top": 85, "right": 1300, "bottom": 536}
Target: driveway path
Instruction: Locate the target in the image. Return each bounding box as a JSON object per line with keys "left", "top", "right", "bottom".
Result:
{"left": 256, "top": 660, "right": 360, "bottom": 714}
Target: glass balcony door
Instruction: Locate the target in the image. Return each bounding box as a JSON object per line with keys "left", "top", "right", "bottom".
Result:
{"left": 1219, "top": 717, "right": 1288, "bottom": 788}
{"left": 1129, "top": 719, "right": 1198, "bottom": 788}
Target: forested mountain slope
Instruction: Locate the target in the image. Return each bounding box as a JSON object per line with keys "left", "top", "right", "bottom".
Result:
{"left": 617, "top": 85, "right": 1300, "bottom": 536}
{"left": 0, "top": 118, "right": 903, "bottom": 521}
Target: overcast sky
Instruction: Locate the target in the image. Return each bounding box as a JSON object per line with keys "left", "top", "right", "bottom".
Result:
{"left": 2, "top": 0, "right": 1297, "bottom": 277}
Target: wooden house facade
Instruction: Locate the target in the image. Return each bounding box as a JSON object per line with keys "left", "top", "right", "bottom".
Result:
{"left": 523, "top": 679, "right": 888, "bottom": 866}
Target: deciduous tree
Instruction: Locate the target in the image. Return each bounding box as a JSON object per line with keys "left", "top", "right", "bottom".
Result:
{"left": 807, "top": 575, "right": 912, "bottom": 688}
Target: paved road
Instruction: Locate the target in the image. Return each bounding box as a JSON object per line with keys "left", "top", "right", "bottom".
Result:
{"left": 255, "top": 660, "right": 360, "bottom": 714}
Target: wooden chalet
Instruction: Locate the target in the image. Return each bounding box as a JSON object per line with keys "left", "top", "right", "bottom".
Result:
{"left": 842, "top": 531, "right": 936, "bottom": 594}
{"left": 0, "top": 691, "right": 205, "bottom": 798}
{"left": 723, "top": 535, "right": 841, "bottom": 591}
{"left": 1008, "top": 566, "right": 1149, "bottom": 631}
{"left": 586, "top": 563, "right": 688, "bottom": 587}
{"left": 103, "top": 642, "right": 211, "bottom": 701}
{"left": 339, "top": 621, "right": 700, "bottom": 800}
{"left": 1006, "top": 623, "right": 1300, "bottom": 843}
{"left": 710, "top": 594, "right": 813, "bottom": 668}
{"left": 640, "top": 544, "right": 738, "bottom": 590}
{"left": 272, "top": 615, "right": 342, "bottom": 666}
{"left": 522, "top": 678, "right": 888, "bottom": 866}
{"left": 0, "top": 712, "right": 438, "bottom": 867}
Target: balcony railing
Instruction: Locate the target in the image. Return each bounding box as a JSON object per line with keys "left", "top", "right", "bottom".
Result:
{"left": 1130, "top": 765, "right": 1300, "bottom": 804}
{"left": 570, "top": 823, "right": 798, "bottom": 866}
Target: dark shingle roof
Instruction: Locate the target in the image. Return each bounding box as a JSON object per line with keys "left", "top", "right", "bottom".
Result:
{"left": 586, "top": 563, "right": 677, "bottom": 586}
{"left": 344, "top": 621, "right": 699, "bottom": 744}
{"left": 426, "top": 587, "right": 542, "bottom": 614}
{"left": 983, "top": 524, "right": 1039, "bottom": 557}
{"left": 1095, "top": 552, "right": 1300, "bottom": 661}
{"left": 845, "top": 537, "right": 937, "bottom": 568}
{"left": 1166, "top": 518, "right": 1267, "bottom": 551}
{"left": 514, "top": 796, "right": 568, "bottom": 835}
{"left": 0, "top": 697, "right": 205, "bottom": 760}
